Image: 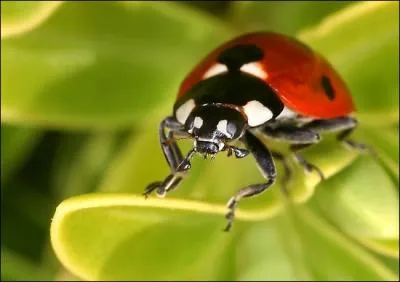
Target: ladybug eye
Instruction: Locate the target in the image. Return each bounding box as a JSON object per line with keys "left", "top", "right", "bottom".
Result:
{"left": 203, "top": 63, "right": 228, "bottom": 79}
{"left": 193, "top": 116, "right": 203, "bottom": 129}
{"left": 217, "top": 120, "right": 233, "bottom": 138}
{"left": 227, "top": 121, "right": 238, "bottom": 138}
{"left": 185, "top": 115, "right": 203, "bottom": 135}
{"left": 240, "top": 62, "right": 268, "bottom": 80}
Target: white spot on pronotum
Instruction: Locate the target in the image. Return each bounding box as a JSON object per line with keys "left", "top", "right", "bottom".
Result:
{"left": 203, "top": 63, "right": 228, "bottom": 79}
{"left": 243, "top": 100, "right": 273, "bottom": 127}
{"left": 240, "top": 62, "right": 268, "bottom": 79}
{"left": 193, "top": 116, "right": 203, "bottom": 128}
{"left": 197, "top": 137, "right": 213, "bottom": 142}
{"left": 175, "top": 99, "right": 195, "bottom": 124}
{"left": 217, "top": 119, "right": 232, "bottom": 138}
{"left": 276, "top": 106, "right": 298, "bottom": 120}
{"left": 175, "top": 99, "right": 196, "bottom": 124}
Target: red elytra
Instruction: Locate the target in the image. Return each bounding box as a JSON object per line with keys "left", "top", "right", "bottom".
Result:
{"left": 177, "top": 31, "right": 355, "bottom": 119}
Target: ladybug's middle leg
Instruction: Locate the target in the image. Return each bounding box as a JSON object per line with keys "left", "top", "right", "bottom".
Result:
{"left": 143, "top": 116, "right": 192, "bottom": 198}
{"left": 270, "top": 150, "right": 292, "bottom": 195}
{"left": 261, "top": 125, "right": 325, "bottom": 180}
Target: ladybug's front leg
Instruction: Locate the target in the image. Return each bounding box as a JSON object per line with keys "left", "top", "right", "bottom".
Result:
{"left": 224, "top": 131, "right": 276, "bottom": 232}
{"left": 158, "top": 116, "right": 188, "bottom": 172}
{"left": 143, "top": 116, "right": 192, "bottom": 198}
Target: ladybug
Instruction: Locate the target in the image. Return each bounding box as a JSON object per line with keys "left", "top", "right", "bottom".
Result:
{"left": 143, "top": 31, "right": 369, "bottom": 231}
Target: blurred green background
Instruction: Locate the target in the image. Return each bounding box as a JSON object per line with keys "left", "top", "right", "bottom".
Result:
{"left": 1, "top": 1, "right": 399, "bottom": 281}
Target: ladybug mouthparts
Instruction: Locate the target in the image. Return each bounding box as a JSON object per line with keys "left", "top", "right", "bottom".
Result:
{"left": 194, "top": 139, "right": 222, "bottom": 155}
{"left": 193, "top": 139, "right": 250, "bottom": 160}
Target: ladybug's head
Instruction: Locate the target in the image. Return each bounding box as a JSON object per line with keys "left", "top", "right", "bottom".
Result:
{"left": 184, "top": 104, "right": 247, "bottom": 155}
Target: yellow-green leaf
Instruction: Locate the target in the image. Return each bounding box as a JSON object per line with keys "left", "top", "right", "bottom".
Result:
{"left": 236, "top": 206, "right": 397, "bottom": 280}
{"left": 1, "top": 125, "right": 42, "bottom": 184}
{"left": 1, "top": 1, "right": 63, "bottom": 39}
{"left": 311, "top": 155, "right": 399, "bottom": 252}
{"left": 1, "top": 1, "right": 232, "bottom": 129}
{"left": 230, "top": 1, "right": 352, "bottom": 35}
{"left": 50, "top": 194, "right": 258, "bottom": 280}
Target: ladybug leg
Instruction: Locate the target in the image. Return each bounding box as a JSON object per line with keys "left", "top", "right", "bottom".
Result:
{"left": 290, "top": 143, "right": 325, "bottom": 181}
{"left": 270, "top": 150, "right": 291, "bottom": 195}
{"left": 143, "top": 116, "right": 192, "bottom": 198}
{"left": 224, "top": 131, "right": 276, "bottom": 232}
{"left": 261, "top": 126, "right": 324, "bottom": 180}
{"left": 159, "top": 116, "right": 187, "bottom": 172}
{"left": 302, "top": 117, "right": 370, "bottom": 152}
{"left": 144, "top": 149, "right": 196, "bottom": 198}
{"left": 223, "top": 146, "right": 250, "bottom": 158}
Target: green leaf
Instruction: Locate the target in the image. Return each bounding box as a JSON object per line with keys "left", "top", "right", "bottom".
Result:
{"left": 52, "top": 194, "right": 397, "bottom": 281}
{"left": 377, "top": 254, "right": 400, "bottom": 275}
{"left": 50, "top": 194, "right": 246, "bottom": 280}
{"left": 356, "top": 125, "right": 399, "bottom": 182}
{"left": 230, "top": 1, "right": 352, "bottom": 36}
{"left": 1, "top": 247, "right": 54, "bottom": 281}
{"left": 1, "top": 1, "right": 63, "bottom": 39}
{"left": 51, "top": 132, "right": 122, "bottom": 199}
{"left": 299, "top": 1, "right": 399, "bottom": 117}
{"left": 236, "top": 220, "right": 312, "bottom": 281}
{"left": 5, "top": 181, "right": 57, "bottom": 230}
{"left": 1, "top": 1, "right": 232, "bottom": 129}
{"left": 1, "top": 125, "right": 42, "bottom": 184}
{"left": 54, "top": 270, "right": 83, "bottom": 281}
{"left": 357, "top": 238, "right": 399, "bottom": 259}
{"left": 289, "top": 207, "right": 397, "bottom": 280}
{"left": 38, "top": 241, "right": 66, "bottom": 282}
{"left": 311, "top": 155, "right": 399, "bottom": 254}
{"left": 236, "top": 206, "right": 397, "bottom": 280}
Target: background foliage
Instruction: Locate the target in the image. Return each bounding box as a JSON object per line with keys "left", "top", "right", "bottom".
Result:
{"left": 1, "top": 1, "right": 399, "bottom": 281}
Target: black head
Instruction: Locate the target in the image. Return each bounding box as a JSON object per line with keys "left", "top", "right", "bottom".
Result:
{"left": 184, "top": 104, "right": 247, "bottom": 155}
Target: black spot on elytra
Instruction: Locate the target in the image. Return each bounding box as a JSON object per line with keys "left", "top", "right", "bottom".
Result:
{"left": 217, "top": 44, "right": 264, "bottom": 71}
{"left": 321, "top": 75, "right": 335, "bottom": 100}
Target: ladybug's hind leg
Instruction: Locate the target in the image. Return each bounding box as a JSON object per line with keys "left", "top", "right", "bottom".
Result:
{"left": 224, "top": 130, "right": 276, "bottom": 232}
{"left": 303, "top": 117, "right": 370, "bottom": 152}
{"left": 143, "top": 116, "right": 192, "bottom": 198}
